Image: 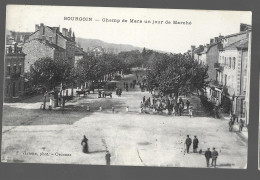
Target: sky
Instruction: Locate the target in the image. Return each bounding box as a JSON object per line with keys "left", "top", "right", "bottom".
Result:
{"left": 6, "top": 5, "right": 252, "bottom": 53}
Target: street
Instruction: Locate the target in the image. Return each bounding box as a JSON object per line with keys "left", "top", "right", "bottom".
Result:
{"left": 1, "top": 73, "right": 247, "bottom": 168}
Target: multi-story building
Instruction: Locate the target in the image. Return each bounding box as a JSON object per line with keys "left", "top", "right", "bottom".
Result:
{"left": 6, "top": 30, "right": 32, "bottom": 45}
{"left": 4, "top": 43, "right": 26, "bottom": 99}
{"left": 212, "top": 24, "right": 251, "bottom": 124}
{"left": 22, "top": 23, "right": 77, "bottom": 72}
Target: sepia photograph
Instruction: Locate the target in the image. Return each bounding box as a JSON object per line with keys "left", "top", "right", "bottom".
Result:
{"left": 1, "top": 5, "right": 252, "bottom": 169}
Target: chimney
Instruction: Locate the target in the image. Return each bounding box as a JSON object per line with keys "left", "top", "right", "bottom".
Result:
{"left": 191, "top": 45, "right": 195, "bottom": 51}
{"left": 210, "top": 38, "right": 214, "bottom": 44}
{"left": 199, "top": 45, "right": 203, "bottom": 50}
{"left": 62, "top": 28, "right": 66, "bottom": 36}
{"left": 62, "top": 28, "right": 69, "bottom": 37}
{"left": 217, "top": 43, "right": 223, "bottom": 50}
{"left": 68, "top": 28, "right": 72, "bottom": 38}
{"left": 35, "top": 24, "right": 40, "bottom": 31}
{"left": 240, "top": 23, "right": 248, "bottom": 32}
{"left": 40, "top": 23, "right": 45, "bottom": 35}
{"left": 214, "top": 37, "right": 219, "bottom": 43}
{"left": 219, "top": 35, "right": 224, "bottom": 40}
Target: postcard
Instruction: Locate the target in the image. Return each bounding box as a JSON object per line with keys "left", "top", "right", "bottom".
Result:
{"left": 1, "top": 5, "right": 251, "bottom": 169}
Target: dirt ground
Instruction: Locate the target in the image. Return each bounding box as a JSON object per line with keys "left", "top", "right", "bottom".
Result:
{"left": 1, "top": 73, "right": 248, "bottom": 168}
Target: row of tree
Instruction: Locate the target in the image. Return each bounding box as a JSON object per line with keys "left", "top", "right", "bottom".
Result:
{"left": 27, "top": 50, "right": 147, "bottom": 92}
{"left": 27, "top": 48, "right": 209, "bottom": 100}
{"left": 146, "top": 52, "right": 209, "bottom": 98}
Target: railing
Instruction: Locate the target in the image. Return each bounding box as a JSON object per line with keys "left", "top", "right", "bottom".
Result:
{"left": 214, "top": 63, "right": 224, "bottom": 71}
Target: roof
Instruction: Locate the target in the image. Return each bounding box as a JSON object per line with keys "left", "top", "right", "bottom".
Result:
{"left": 75, "top": 46, "right": 86, "bottom": 55}
{"left": 26, "top": 38, "right": 65, "bottom": 51}
{"left": 205, "top": 42, "right": 219, "bottom": 53}
{"left": 193, "top": 46, "right": 204, "bottom": 54}
{"left": 224, "top": 38, "right": 248, "bottom": 50}
{"left": 222, "top": 31, "right": 247, "bottom": 39}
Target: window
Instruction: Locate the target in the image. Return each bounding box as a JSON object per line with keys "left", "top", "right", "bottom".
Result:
{"left": 13, "top": 65, "right": 17, "bottom": 73}
{"left": 19, "top": 65, "right": 22, "bottom": 73}
{"left": 224, "top": 74, "right": 227, "bottom": 86}
{"left": 18, "top": 81, "right": 21, "bottom": 92}
{"left": 7, "top": 66, "right": 11, "bottom": 75}
{"left": 229, "top": 57, "right": 232, "bottom": 68}
{"left": 243, "top": 76, "right": 247, "bottom": 92}
{"left": 224, "top": 57, "right": 227, "bottom": 65}
{"left": 233, "top": 57, "right": 236, "bottom": 69}
{"left": 228, "top": 76, "right": 230, "bottom": 86}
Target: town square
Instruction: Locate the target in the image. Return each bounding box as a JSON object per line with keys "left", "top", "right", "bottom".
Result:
{"left": 1, "top": 6, "right": 251, "bottom": 169}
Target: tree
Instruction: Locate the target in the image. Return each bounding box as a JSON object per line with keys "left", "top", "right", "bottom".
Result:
{"left": 147, "top": 53, "right": 208, "bottom": 98}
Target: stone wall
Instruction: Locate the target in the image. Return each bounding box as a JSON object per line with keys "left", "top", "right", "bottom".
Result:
{"left": 23, "top": 39, "right": 55, "bottom": 72}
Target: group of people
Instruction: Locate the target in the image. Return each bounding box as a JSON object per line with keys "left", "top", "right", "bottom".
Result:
{"left": 81, "top": 135, "right": 111, "bottom": 165}
{"left": 185, "top": 135, "right": 199, "bottom": 154}
{"left": 228, "top": 115, "right": 245, "bottom": 132}
{"left": 140, "top": 95, "right": 193, "bottom": 117}
{"left": 185, "top": 135, "right": 219, "bottom": 168}
{"left": 123, "top": 80, "right": 137, "bottom": 92}
{"left": 115, "top": 87, "right": 122, "bottom": 97}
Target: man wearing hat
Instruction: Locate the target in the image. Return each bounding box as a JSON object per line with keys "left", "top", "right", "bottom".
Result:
{"left": 205, "top": 148, "right": 212, "bottom": 167}
{"left": 211, "top": 147, "right": 219, "bottom": 168}
{"left": 185, "top": 135, "right": 192, "bottom": 153}
{"left": 105, "top": 151, "right": 111, "bottom": 165}
{"left": 193, "top": 136, "right": 199, "bottom": 153}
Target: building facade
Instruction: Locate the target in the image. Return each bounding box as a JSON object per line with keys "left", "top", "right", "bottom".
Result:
{"left": 4, "top": 43, "right": 26, "bottom": 99}
{"left": 23, "top": 23, "right": 77, "bottom": 72}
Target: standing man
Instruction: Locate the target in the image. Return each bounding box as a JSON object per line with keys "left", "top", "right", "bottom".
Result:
{"left": 81, "top": 135, "right": 89, "bottom": 153}
{"left": 239, "top": 119, "right": 244, "bottom": 132}
{"left": 211, "top": 147, "right": 219, "bottom": 168}
{"left": 105, "top": 151, "right": 111, "bottom": 165}
{"left": 193, "top": 136, "right": 199, "bottom": 153}
{"left": 186, "top": 100, "right": 190, "bottom": 111}
{"left": 179, "top": 103, "right": 183, "bottom": 116}
{"left": 205, "top": 148, "right": 212, "bottom": 167}
{"left": 185, "top": 135, "right": 192, "bottom": 153}
{"left": 143, "top": 96, "right": 146, "bottom": 103}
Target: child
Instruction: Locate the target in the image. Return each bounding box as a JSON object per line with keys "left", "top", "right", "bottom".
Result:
{"left": 188, "top": 107, "right": 193, "bottom": 118}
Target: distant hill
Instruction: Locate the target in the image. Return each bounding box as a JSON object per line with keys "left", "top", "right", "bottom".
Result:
{"left": 76, "top": 37, "right": 143, "bottom": 54}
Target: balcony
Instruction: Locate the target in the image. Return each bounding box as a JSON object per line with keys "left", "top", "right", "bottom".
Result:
{"left": 214, "top": 63, "right": 224, "bottom": 71}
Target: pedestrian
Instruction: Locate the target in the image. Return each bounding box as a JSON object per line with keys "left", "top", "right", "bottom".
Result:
{"left": 239, "top": 119, "right": 244, "bottom": 132}
{"left": 115, "top": 87, "right": 118, "bottom": 95}
{"left": 186, "top": 100, "right": 190, "bottom": 111}
{"left": 179, "top": 103, "right": 183, "bottom": 116}
{"left": 205, "top": 148, "right": 212, "bottom": 167}
{"left": 81, "top": 135, "right": 89, "bottom": 153}
{"left": 148, "top": 97, "right": 151, "bottom": 106}
{"left": 193, "top": 136, "right": 199, "bottom": 153}
{"left": 188, "top": 107, "right": 193, "bottom": 118}
{"left": 211, "top": 147, "right": 219, "bottom": 168}
{"left": 229, "top": 118, "right": 234, "bottom": 132}
{"left": 172, "top": 105, "right": 176, "bottom": 116}
{"left": 214, "top": 106, "right": 219, "bottom": 118}
{"left": 143, "top": 96, "right": 146, "bottom": 103}
{"left": 119, "top": 88, "right": 122, "bottom": 97}
{"left": 105, "top": 151, "right": 111, "bottom": 165}
{"left": 185, "top": 135, "right": 192, "bottom": 153}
